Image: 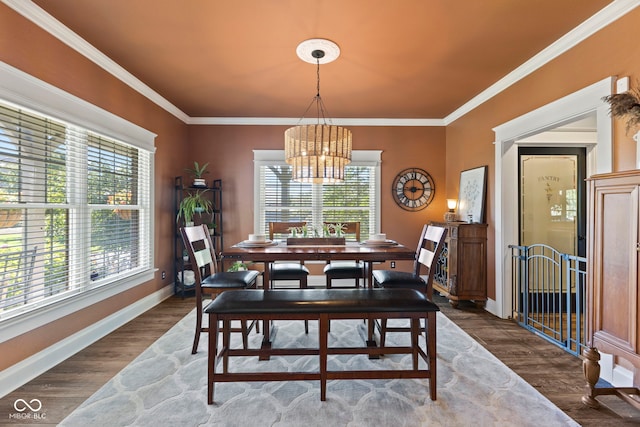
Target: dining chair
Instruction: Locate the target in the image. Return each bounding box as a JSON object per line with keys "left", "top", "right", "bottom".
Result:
{"left": 268, "top": 221, "right": 311, "bottom": 332}
{"left": 322, "top": 222, "right": 364, "bottom": 288}
{"left": 267, "top": 221, "right": 310, "bottom": 289}
{"left": 181, "top": 224, "right": 259, "bottom": 354}
{"left": 372, "top": 224, "right": 447, "bottom": 345}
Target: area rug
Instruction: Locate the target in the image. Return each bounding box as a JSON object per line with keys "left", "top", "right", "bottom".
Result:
{"left": 60, "top": 309, "right": 578, "bottom": 427}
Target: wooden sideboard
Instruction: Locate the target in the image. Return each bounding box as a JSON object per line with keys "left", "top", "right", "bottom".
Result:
{"left": 431, "top": 221, "right": 487, "bottom": 307}
{"left": 582, "top": 170, "right": 640, "bottom": 409}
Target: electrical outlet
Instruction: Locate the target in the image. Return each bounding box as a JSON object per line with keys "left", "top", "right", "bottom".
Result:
{"left": 161, "top": 271, "right": 166, "bottom": 280}
{"left": 390, "top": 262, "right": 395, "bottom": 268}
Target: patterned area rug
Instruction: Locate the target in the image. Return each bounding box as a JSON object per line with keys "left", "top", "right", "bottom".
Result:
{"left": 61, "top": 310, "right": 578, "bottom": 427}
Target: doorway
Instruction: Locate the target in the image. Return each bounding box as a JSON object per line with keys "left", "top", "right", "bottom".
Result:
{"left": 512, "top": 147, "right": 587, "bottom": 355}
{"left": 492, "top": 76, "right": 614, "bottom": 320}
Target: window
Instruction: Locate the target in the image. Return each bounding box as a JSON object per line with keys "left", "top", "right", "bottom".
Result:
{"left": 0, "top": 63, "right": 155, "bottom": 329}
{"left": 254, "top": 150, "right": 381, "bottom": 237}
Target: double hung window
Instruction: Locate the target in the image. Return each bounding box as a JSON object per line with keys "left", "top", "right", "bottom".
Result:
{"left": 254, "top": 150, "right": 381, "bottom": 237}
{"left": 0, "top": 64, "right": 155, "bottom": 325}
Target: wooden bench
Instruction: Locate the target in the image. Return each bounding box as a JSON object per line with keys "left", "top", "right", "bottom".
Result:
{"left": 204, "top": 288, "right": 439, "bottom": 403}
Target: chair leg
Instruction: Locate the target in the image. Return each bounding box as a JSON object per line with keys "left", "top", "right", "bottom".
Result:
{"left": 192, "top": 296, "right": 203, "bottom": 354}
{"left": 411, "top": 318, "right": 420, "bottom": 369}
{"left": 241, "top": 321, "right": 249, "bottom": 349}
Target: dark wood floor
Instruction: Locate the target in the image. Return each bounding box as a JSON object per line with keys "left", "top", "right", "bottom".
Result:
{"left": 3, "top": 293, "right": 639, "bottom": 426}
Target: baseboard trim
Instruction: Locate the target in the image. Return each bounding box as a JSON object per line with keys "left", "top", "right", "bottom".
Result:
{"left": 0, "top": 284, "right": 174, "bottom": 399}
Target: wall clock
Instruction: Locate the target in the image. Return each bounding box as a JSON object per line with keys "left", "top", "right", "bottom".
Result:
{"left": 392, "top": 167, "right": 435, "bottom": 211}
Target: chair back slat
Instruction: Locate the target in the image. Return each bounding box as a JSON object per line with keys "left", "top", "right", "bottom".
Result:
{"left": 411, "top": 224, "right": 430, "bottom": 276}
{"left": 193, "top": 248, "right": 213, "bottom": 269}
{"left": 417, "top": 247, "right": 436, "bottom": 269}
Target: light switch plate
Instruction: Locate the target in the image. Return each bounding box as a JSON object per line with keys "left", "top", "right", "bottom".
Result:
{"left": 616, "top": 76, "right": 629, "bottom": 93}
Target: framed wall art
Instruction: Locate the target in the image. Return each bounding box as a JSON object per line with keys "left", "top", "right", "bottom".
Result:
{"left": 457, "top": 165, "right": 487, "bottom": 223}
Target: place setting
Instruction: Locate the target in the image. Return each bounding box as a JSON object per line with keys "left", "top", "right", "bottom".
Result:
{"left": 235, "top": 233, "right": 277, "bottom": 248}
{"left": 360, "top": 233, "right": 397, "bottom": 247}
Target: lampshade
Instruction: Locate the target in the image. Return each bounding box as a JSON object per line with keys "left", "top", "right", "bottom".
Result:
{"left": 286, "top": 39, "right": 352, "bottom": 183}
{"left": 284, "top": 124, "right": 352, "bottom": 183}
{"left": 444, "top": 198, "right": 458, "bottom": 222}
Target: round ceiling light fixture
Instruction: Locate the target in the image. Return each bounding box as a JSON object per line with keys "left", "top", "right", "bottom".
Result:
{"left": 296, "top": 38, "right": 340, "bottom": 65}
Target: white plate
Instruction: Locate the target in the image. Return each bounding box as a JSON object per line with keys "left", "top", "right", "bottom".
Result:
{"left": 236, "top": 240, "right": 276, "bottom": 247}
{"left": 361, "top": 239, "right": 397, "bottom": 246}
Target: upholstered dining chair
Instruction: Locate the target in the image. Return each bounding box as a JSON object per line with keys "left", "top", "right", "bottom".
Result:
{"left": 268, "top": 221, "right": 311, "bottom": 332}
{"left": 372, "top": 224, "right": 447, "bottom": 345}
{"left": 181, "top": 224, "right": 259, "bottom": 354}
{"left": 267, "top": 221, "right": 310, "bottom": 290}
{"left": 322, "top": 222, "right": 364, "bottom": 288}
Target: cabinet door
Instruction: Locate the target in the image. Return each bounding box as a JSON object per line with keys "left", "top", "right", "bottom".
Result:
{"left": 589, "top": 181, "right": 639, "bottom": 360}
{"left": 456, "top": 237, "right": 487, "bottom": 297}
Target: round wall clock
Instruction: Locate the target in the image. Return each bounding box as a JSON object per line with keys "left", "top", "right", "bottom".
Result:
{"left": 392, "top": 167, "right": 435, "bottom": 211}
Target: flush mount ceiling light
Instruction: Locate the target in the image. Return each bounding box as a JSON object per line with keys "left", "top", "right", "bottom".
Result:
{"left": 285, "top": 38, "right": 352, "bottom": 184}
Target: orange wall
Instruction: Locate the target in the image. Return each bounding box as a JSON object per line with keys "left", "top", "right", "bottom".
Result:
{"left": 0, "top": 5, "right": 189, "bottom": 370}
{"left": 445, "top": 7, "right": 640, "bottom": 300}
{"left": 188, "top": 125, "right": 447, "bottom": 272}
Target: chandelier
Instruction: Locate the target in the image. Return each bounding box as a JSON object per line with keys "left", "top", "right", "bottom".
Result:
{"left": 285, "top": 39, "right": 352, "bottom": 183}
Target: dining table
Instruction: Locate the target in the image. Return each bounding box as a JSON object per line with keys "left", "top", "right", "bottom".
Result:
{"left": 221, "top": 238, "right": 416, "bottom": 354}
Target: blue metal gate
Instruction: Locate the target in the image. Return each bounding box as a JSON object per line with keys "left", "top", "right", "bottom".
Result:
{"left": 509, "top": 244, "right": 587, "bottom": 356}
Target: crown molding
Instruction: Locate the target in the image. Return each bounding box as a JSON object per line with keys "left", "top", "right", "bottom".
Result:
{"left": 187, "top": 116, "right": 444, "bottom": 126}
{"left": 444, "top": 0, "right": 640, "bottom": 125}
{"left": 4, "top": 0, "right": 638, "bottom": 127}
{"left": 1, "top": 0, "right": 190, "bottom": 123}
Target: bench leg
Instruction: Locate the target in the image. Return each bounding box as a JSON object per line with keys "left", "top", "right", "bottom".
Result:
{"left": 319, "top": 314, "right": 329, "bottom": 401}
{"left": 208, "top": 313, "right": 219, "bottom": 404}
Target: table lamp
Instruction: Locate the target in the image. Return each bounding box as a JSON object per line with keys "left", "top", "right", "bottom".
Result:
{"left": 444, "top": 199, "right": 458, "bottom": 222}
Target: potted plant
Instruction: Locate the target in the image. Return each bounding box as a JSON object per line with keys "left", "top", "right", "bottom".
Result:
{"left": 177, "top": 189, "right": 212, "bottom": 225}
{"left": 227, "top": 261, "right": 251, "bottom": 272}
{"left": 185, "top": 161, "right": 209, "bottom": 187}
{"left": 603, "top": 86, "right": 640, "bottom": 134}
{"left": 205, "top": 221, "right": 216, "bottom": 236}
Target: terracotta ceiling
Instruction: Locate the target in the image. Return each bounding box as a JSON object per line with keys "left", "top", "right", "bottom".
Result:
{"left": 29, "top": 0, "right": 613, "bottom": 120}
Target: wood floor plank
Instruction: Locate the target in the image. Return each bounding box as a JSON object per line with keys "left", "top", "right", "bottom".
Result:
{"left": 2, "top": 294, "right": 638, "bottom": 426}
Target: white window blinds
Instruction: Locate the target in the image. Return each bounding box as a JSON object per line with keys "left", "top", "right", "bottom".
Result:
{"left": 0, "top": 100, "right": 152, "bottom": 319}
{"left": 254, "top": 150, "right": 381, "bottom": 237}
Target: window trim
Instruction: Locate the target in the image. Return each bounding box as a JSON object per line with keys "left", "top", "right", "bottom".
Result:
{"left": 0, "top": 61, "right": 156, "bottom": 343}
{"left": 253, "top": 149, "right": 382, "bottom": 234}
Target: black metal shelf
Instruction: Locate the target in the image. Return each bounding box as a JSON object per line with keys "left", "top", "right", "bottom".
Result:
{"left": 174, "top": 176, "right": 223, "bottom": 297}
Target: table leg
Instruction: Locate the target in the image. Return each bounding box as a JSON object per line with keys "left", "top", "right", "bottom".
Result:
{"left": 365, "top": 261, "right": 380, "bottom": 358}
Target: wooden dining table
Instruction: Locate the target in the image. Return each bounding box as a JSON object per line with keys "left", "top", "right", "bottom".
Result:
{"left": 221, "top": 239, "right": 416, "bottom": 353}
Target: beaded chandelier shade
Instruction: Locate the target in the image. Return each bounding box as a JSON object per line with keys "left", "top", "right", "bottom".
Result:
{"left": 285, "top": 39, "right": 352, "bottom": 183}
{"left": 284, "top": 124, "right": 352, "bottom": 183}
